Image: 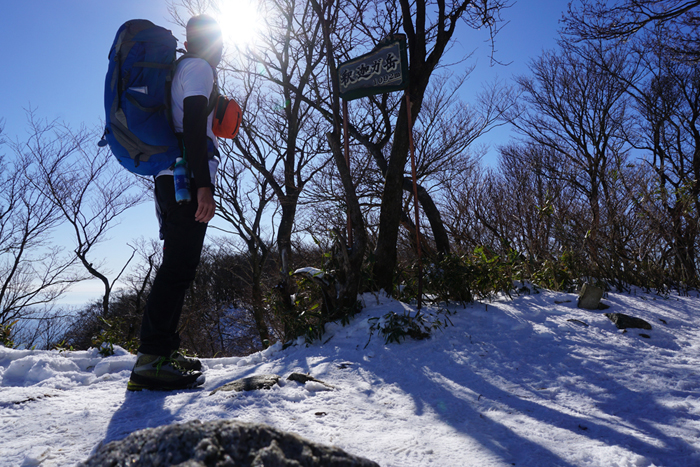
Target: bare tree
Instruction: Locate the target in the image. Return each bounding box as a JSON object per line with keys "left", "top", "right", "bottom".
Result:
{"left": 28, "top": 117, "right": 144, "bottom": 316}
{"left": 302, "top": 138, "right": 379, "bottom": 246}
{"left": 215, "top": 136, "right": 275, "bottom": 346}
{"left": 509, "top": 43, "right": 635, "bottom": 279}
{"left": 559, "top": 2, "right": 700, "bottom": 287}
{"left": 167, "top": 0, "right": 508, "bottom": 312}
{"left": 568, "top": 22, "right": 700, "bottom": 286}
{"left": 205, "top": 0, "right": 333, "bottom": 313}
{"left": 340, "top": 0, "right": 511, "bottom": 292}
{"left": 1, "top": 121, "right": 79, "bottom": 342}
{"left": 565, "top": 0, "right": 700, "bottom": 62}
{"left": 408, "top": 75, "right": 513, "bottom": 253}
{"left": 627, "top": 38, "right": 700, "bottom": 284}
{"left": 302, "top": 71, "right": 506, "bottom": 262}
{"left": 122, "top": 237, "right": 161, "bottom": 316}
{"left": 284, "top": 0, "right": 510, "bottom": 292}
{"left": 490, "top": 141, "right": 579, "bottom": 260}
{"left": 441, "top": 155, "right": 491, "bottom": 251}
{"left": 309, "top": 0, "right": 369, "bottom": 315}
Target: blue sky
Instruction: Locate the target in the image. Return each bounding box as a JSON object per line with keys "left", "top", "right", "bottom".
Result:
{"left": 0, "top": 1, "right": 566, "bottom": 306}
{"left": 0, "top": 1, "right": 172, "bottom": 141}
{"left": 1, "top": 1, "right": 178, "bottom": 306}
{"left": 0, "top": 1, "right": 565, "bottom": 144}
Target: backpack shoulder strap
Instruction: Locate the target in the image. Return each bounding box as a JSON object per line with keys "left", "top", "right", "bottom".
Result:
{"left": 164, "top": 49, "right": 188, "bottom": 133}
{"left": 207, "top": 74, "right": 220, "bottom": 115}
{"left": 171, "top": 53, "right": 219, "bottom": 111}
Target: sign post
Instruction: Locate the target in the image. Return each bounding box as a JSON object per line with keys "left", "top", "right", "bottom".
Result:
{"left": 342, "top": 98, "right": 352, "bottom": 248}
{"left": 338, "top": 35, "right": 423, "bottom": 309}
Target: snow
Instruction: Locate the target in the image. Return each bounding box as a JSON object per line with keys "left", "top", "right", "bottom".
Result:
{"left": 294, "top": 267, "right": 328, "bottom": 282}
{"left": 2, "top": 289, "right": 700, "bottom": 466}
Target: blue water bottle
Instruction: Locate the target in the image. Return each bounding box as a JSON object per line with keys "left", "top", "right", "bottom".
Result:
{"left": 173, "top": 157, "right": 191, "bottom": 204}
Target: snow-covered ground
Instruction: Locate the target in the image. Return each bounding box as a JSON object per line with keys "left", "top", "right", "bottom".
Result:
{"left": 2, "top": 288, "right": 700, "bottom": 466}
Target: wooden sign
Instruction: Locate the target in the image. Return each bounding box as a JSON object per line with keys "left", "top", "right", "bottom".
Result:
{"left": 338, "top": 35, "right": 409, "bottom": 101}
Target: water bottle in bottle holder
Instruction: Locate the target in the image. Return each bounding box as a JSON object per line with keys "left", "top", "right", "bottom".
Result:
{"left": 173, "top": 157, "right": 191, "bottom": 204}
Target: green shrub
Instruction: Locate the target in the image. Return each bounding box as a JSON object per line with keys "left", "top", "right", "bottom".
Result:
{"left": 423, "top": 254, "right": 474, "bottom": 306}
{"left": 1, "top": 320, "right": 18, "bottom": 349}
{"left": 367, "top": 309, "right": 453, "bottom": 346}
{"left": 469, "top": 247, "right": 521, "bottom": 299}
{"left": 409, "top": 248, "right": 523, "bottom": 305}
{"left": 528, "top": 253, "right": 575, "bottom": 292}
{"left": 269, "top": 270, "right": 333, "bottom": 345}
{"left": 91, "top": 316, "right": 138, "bottom": 356}
{"left": 52, "top": 340, "right": 75, "bottom": 352}
{"left": 269, "top": 237, "right": 366, "bottom": 346}
{"left": 399, "top": 246, "right": 589, "bottom": 308}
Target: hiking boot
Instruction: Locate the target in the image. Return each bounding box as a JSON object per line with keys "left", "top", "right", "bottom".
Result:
{"left": 128, "top": 352, "right": 205, "bottom": 391}
{"left": 170, "top": 350, "right": 203, "bottom": 372}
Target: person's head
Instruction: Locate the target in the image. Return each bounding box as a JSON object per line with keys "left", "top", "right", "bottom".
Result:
{"left": 185, "top": 15, "right": 223, "bottom": 67}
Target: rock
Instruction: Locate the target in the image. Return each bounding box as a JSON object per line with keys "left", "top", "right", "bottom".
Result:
{"left": 605, "top": 313, "right": 652, "bottom": 330}
{"left": 577, "top": 283, "right": 604, "bottom": 310}
{"left": 80, "top": 419, "right": 379, "bottom": 467}
{"left": 287, "top": 372, "right": 336, "bottom": 389}
{"left": 209, "top": 374, "right": 280, "bottom": 395}
{"left": 567, "top": 319, "right": 589, "bottom": 327}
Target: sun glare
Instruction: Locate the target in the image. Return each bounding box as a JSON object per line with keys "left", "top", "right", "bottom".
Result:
{"left": 216, "top": 0, "right": 263, "bottom": 49}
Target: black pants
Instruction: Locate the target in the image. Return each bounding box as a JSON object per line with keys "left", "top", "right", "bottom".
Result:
{"left": 138, "top": 175, "right": 207, "bottom": 356}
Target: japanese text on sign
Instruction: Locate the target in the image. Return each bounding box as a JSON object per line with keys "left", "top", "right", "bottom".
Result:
{"left": 338, "top": 36, "right": 408, "bottom": 101}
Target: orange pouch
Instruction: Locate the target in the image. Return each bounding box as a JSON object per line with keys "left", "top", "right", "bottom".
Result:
{"left": 212, "top": 95, "right": 242, "bottom": 139}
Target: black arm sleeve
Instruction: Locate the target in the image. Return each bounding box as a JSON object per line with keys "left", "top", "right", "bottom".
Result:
{"left": 182, "top": 95, "right": 213, "bottom": 190}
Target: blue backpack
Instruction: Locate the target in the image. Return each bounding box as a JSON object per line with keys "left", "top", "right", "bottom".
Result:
{"left": 100, "top": 20, "right": 182, "bottom": 176}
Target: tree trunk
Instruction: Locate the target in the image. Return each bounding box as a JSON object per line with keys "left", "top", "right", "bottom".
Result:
{"left": 311, "top": 0, "right": 368, "bottom": 313}
{"left": 373, "top": 99, "right": 411, "bottom": 293}
{"left": 326, "top": 131, "right": 368, "bottom": 312}
{"left": 372, "top": 0, "right": 468, "bottom": 291}
{"left": 251, "top": 279, "right": 270, "bottom": 348}
{"left": 403, "top": 177, "right": 450, "bottom": 255}
{"left": 79, "top": 252, "right": 112, "bottom": 316}
{"left": 276, "top": 196, "right": 298, "bottom": 312}
{"left": 349, "top": 125, "right": 451, "bottom": 261}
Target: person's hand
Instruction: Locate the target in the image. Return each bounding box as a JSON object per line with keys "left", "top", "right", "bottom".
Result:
{"left": 195, "top": 187, "right": 216, "bottom": 223}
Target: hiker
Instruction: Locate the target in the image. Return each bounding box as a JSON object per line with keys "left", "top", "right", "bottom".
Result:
{"left": 128, "top": 15, "right": 224, "bottom": 391}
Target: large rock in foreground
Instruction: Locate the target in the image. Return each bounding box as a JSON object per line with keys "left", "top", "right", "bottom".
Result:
{"left": 605, "top": 312, "right": 652, "bottom": 330}
{"left": 577, "top": 283, "right": 604, "bottom": 310}
{"left": 80, "top": 419, "right": 379, "bottom": 467}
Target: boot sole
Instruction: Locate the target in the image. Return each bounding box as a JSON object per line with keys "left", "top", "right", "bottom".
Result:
{"left": 127, "top": 373, "right": 205, "bottom": 392}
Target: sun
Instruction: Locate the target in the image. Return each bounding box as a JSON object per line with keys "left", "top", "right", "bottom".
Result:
{"left": 215, "top": 0, "right": 263, "bottom": 50}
